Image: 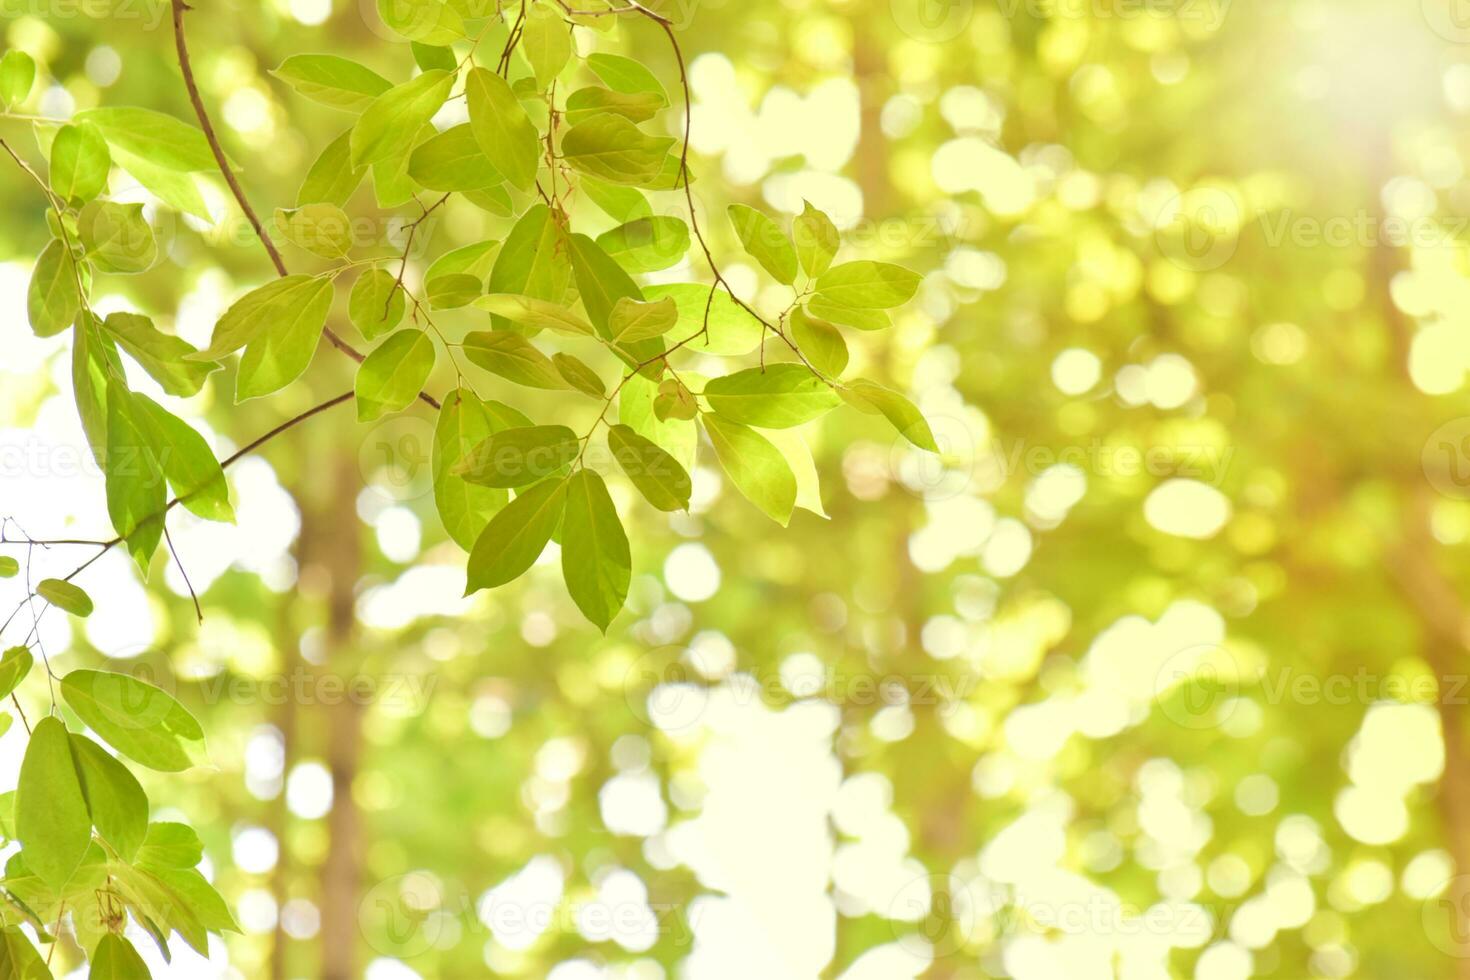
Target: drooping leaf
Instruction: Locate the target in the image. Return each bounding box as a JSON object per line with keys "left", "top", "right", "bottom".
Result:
{"left": 790, "top": 307, "right": 848, "bottom": 377}
{"left": 274, "top": 203, "right": 354, "bottom": 258}
{"left": 465, "top": 477, "right": 568, "bottom": 593}
{"left": 764, "top": 426, "right": 828, "bottom": 519}
{"left": 466, "top": 66, "right": 540, "bottom": 191}
{"left": 474, "top": 294, "right": 592, "bottom": 336}
{"left": 560, "top": 469, "right": 630, "bottom": 631}
{"left": 37, "top": 578, "right": 92, "bottom": 617}
{"left": 16, "top": 717, "right": 91, "bottom": 892}
{"left": 68, "top": 734, "right": 148, "bottom": 863}
{"left": 596, "top": 216, "right": 690, "bottom": 274}
{"left": 107, "top": 147, "right": 211, "bottom": 221}
{"left": 521, "top": 4, "right": 572, "bottom": 90}
{"left": 585, "top": 53, "right": 668, "bottom": 103}
{"left": 271, "top": 54, "right": 392, "bottom": 112}
{"left": 553, "top": 352, "right": 605, "bottom": 398}
{"left": 226, "top": 277, "right": 335, "bottom": 402}
{"left": 74, "top": 107, "right": 215, "bottom": 172}
{"left": 793, "top": 200, "right": 840, "bottom": 278}
{"left": 564, "top": 86, "right": 663, "bottom": 126}
{"left": 433, "top": 389, "right": 510, "bottom": 552}
{"left": 350, "top": 69, "right": 453, "bottom": 168}
{"left": 620, "top": 372, "right": 696, "bottom": 473}
{"left": 814, "top": 260, "right": 922, "bottom": 309}
{"left": 704, "top": 364, "right": 840, "bottom": 428}
{"left": 27, "top": 238, "right": 80, "bottom": 337}
{"left": 0, "top": 647, "right": 32, "bottom": 699}
{"left": 349, "top": 268, "right": 405, "bottom": 341}
{"left": 640, "top": 283, "right": 762, "bottom": 356}
{"left": 841, "top": 379, "right": 938, "bottom": 451}
{"left": 580, "top": 177, "right": 651, "bottom": 223}
{"left": 49, "top": 122, "right": 110, "bottom": 204}
{"left": 608, "top": 423, "right": 690, "bottom": 512}
{"left": 561, "top": 114, "right": 675, "bottom": 186}
{"left": 568, "top": 233, "right": 643, "bottom": 340}
{"left": 78, "top": 201, "right": 156, "bottom": 273}
{"left": 60, "top": 669, "right": 207, "bottom": 772}
{"left": 89, "top": 933, "right": 152, "bottom": 979}
{"left": 462, "top": 330, "right": 569, "bottom": 389}
{"left": 73, "top": 313, "right": 120, "bottom": 467}
{"left": 454, "top": 425, "right": 579, "bottom": 488}
{"left": 297, "top": 129, "right": 367, "bottom": 207}
{"left": 408, "top": 123, "right": 504, "bottom": 191}
{"left": 102, "top": 312, "right": 218, "bottom": 398}
{"left": 486, "top": 204, "right": 573, "bottom": 329}
{"left": 355, "top": 330, "right": 437, "bottom": 422}
{"left": 104, "top": 384, "right": 166, "bottom": 573}
{"left": 728, "top": 204, "right": 797, "bottom": 284}
{"left": 133, "top": 395, "right": 234, "bottom": 523}
{"left": 193, "top": 274, "right": 328, "bottom": 360}
{"left": 702, "top": 415, "right": 797, "bottom": 525}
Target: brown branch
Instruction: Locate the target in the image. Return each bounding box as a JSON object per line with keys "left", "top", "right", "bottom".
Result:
{"left": 169, "top": 0, "right": 442, "bottom": 410}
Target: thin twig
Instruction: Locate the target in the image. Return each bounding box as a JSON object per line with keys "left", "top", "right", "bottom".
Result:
{"left": 163, "top": 524, "right": 203, "bottom": 624}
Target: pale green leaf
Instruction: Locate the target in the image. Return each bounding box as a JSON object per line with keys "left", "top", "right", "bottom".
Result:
{"left": 793, "top": 200, "right": 839, "bottom": 278}
{"left": 553, "top": 352, "right": 605, "bottom": 398}
{"left": 376, "top": 0, "right": 465, "bottom": 45}
{"left": 74, "top": 107, "right": 214, "bottom": 172}
{"left": 522, "top": 4, "right": 572, "bottom": 90}
{"left": 474, "top": 294, "right": 593, "bottom": 336}
{"left": 608, "top": 295, "right": 677, "bottom": 343}
{"left": 411, "top": 41, "right": 456, "bottom": 73}
{"left": 69, "top": 734, "right": 148, "bottom": 863}
{"left": 60, "top": 669, "right": 207, "bottom": 772}
{"left": 355, "top": 330, "right": 436, "bottom": 422}
{"left": 702, "top": 415, "right": 796, "bottom": 525}
{"left": 425, "top": 239, "right": 499, "bottom": 282}
{"left": 586, "top": 52, "right": 668, "bottom": 103}
{"left": 198, "top": 276, "right": 333, "bottom": 401}
{"left": 349, "top": 268, "right": 405, "bottom": 340}
{"left": 37, "top": 579, "right": 92, "bottom": 617}
{"left": 764, "top": 426, "right": 828, "bottom": 519}
{"left": 619, "top": 372, "right": 695, "bottom": 473}
{"left": 561, "top": 113, "right": 674, "bottom": 186}
{"left": 0, "top": 557, "right": 16, "bottom": 578}
{"left": 27, "top": 239, "right": 79, "bottom": 337}
{"left": 16, "top": 717, "right": 91, "bottom": 892}
{"left": 704, "top": 363, "right": 840, "bottom": 428}
{"left": 408, "top": 123, "right": 504, "bottom": 191}
{"left": 814, "top": 260, "right": 922, "bottom": 309}
{"left": 432, "top": 388, "right": 511, "bottom": 552}
{"left": 841, "top": 378, "right": 938, "bottom": 451}
{"left": 271, "top": 54, "right": 392, "bottom": 112}
{"left": 274, "top": 203, "right": 354, "bottom": 258}
{"left": 105, "top": 146, "right": 211, "bottom": 221}
{"left": 641, "top": 283, "right": 762, "bottom": 356}
{"left": 564, "top": 86, "right": 663, "bottom": 126}
{"left": 728, "top": 203, "right": 797, "bottom": 284}
{"left": 461, "top": 330, "right": 568, "bottom": 389}
{"left": 486, "top": 204, "right": 573, "bottom": 329}
{"left": 103, "top": 312, "right": 218, "bottom": 398}
{"left": 297, "top": 129, "right": 367, "bottom": 207}
{"left": 78, "top": 201, "right": 156, "bottom": 273}
{"left": 0, "top": 926, "right": 48, "bottom": 980}
{"left": 580, "top": 177, "right": 651, "bottom": 223}
{"left": 350, "top": 69, "right": 453, "bottom": 168}
{"left": 596, "top": 216, "right": 689, "bottom": 273}
{"left": 104, "top": 384, "right": 165, "bottom": 573}
{"left": 790, "top": 306, "right": 848, "bottom": 377}
{"left": 465, "top": 477, "right": 567, "bottom": 593}
{"left": 49, "top": 122, "right": 109, "bottom": 204}
{"left": 0, "top": 647, "right": 33, "bottom": 699}
{"left": 454, "top": 424, "right": 579, "bottom": 488}
{"left": 608, "top": 423, "right": 690, "bottom": 512}
{"left": 0, "top": 51, "right": 36, "bottom": 108}
{"left": 806, "top": 295, "right": 890, "bottom": 330}
{"left": 561, "top": 469, "right": 629, "bottom": 631}
{"left": 133, "top": 395, "right": 235, "bottom": 523}
{"left": 89, "top": 933, "right": 151, "bottom": 979}
{"left": 466, "top": 66, "right": 540, "bottom": 191}
{"left": 426, "top": 272, "right": 481, "bottom": 309}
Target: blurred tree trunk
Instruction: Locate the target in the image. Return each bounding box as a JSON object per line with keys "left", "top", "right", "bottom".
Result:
{"left": 268, "top": 594, "right": 300, "bottom": 980}
{"left": 307, "top": 453, "right": 365, "bottom": 980}
{"left": 852, "top": 26, "right": 893, "bottom": 220}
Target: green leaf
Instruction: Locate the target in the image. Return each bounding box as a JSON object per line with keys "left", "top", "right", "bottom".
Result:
{"left": 426, "top": 273, "right": 482, "bottom": 309}
{"left": 37, "top": 579, "right": 92, "bottom": 617}
{"left": 194, "top": 276, "right": 334, "bottom": 402}
{"left": 654, "top": 377, "right": 697, "bottom": 421}
{"left": 0, "top": 557, "right": 16, "bottom": 578}
{"left": 620, "top": 372, "right": 696, "bottom": 473}
{"left": 522, "top": 4, "right": 572, "bottom": 89}
{"left": 133, "top": 395, "right": 235, "bottom": 523}
{"left": 426, "top": 239, "right": 499, "bottom": 282}
{"left": 274, "top": 203, "right": 353, "bottom": 258}
{"left": 73, "top": 314, "right": 120, "bottom": 467}
{"left": 355, "top": 330, "right": 436, "bottom": 422}
{"left": 728, "top": 204, "right": 797, "bottom": 284}
{"left": 74, "top": 107, "right": 214, "bottom": 172}
{"left": 596, "top": 216, "right": 689, "bottom": 274}
{"left": 793, "top": 200, "right": 839, "bottom": 278}
{"left": 486, "top": 204, "right": 573, "bottom": 330}
{"left": 16, "top": 717, "right": 91, "bottom": 892}
{"left": 641, "top": 283, "right": 762, "bottom": 356}
{"left": 102, "top": 312, "right": 218, "bottom": 398}
{"left": 104, "top": 385, "right": 165, "bottom": 573}
{"left": 408, "top": 123, "right": 504, "bottom": 191}
{"left": 564, "top": 86, "right": 663, "bottom": 126}
{"left": 704, "top": 364, "right": 840, "bottom": 428}
{"left": 454, "top": 425, "right": 579, "bottom": 488}
{"left": 69, "top": 734, "right": 148, "bottom": 863}
{"left": 568, "top": 233, "right": 642, "bottom": 340}
{"left": 467, "top": 67, "right": 540, "bottom": 191}
{"left": 608, "top": 423, "right": 690, "bottom": 512}
{"left": 702, "top": 415, "right": 797, "bottom": 525}
{"left": 49, "top": 122, "right": 110, "bottom": 204}
{"left": 790, "top": 307, "right": 848, "bottom": 377}
{"left": 27, "top": 239, "right": 79, "bottom": 338}
{"left": 78, "top": 201, "right": 156, "bottom": 273}
{"left": 377, "top": 0, "right": 465, "bottom": 45}
{"left": 146, "top": 865, "right": 237, "bottom": 933}
{"left": 561, "top": 114, "right": 675, "bottom": 186}
{"left": 89, "top": 933, "right": 151, "bottom": 979}
{"left": 297, "top": 129, "right": 367, "bottom": 207}
{"left": 60, "top": 669, "right": 207, "bottom": 772}
{"left": 271, "top": 54, "right": 392, "bottom": 112}
{"left": 586, "top": 52, "right": 668, "bottom": 103}
{"left": 765, "top": 426, "right": 828, "bottom": 519}
{"left": 474, "top": 294, "right": 593, "bottom": 336}
{"left": 0, "top": 51, "right": 36, "bottom": 108}
{"left": 350, "top": 69, "right": 453, "bottom": 168}
{"left": 806, "top": 295, "right": 890, "bottom": 331}
{"left": 0, "top": 647, "right": 32, "bottom": 698}
{"left": 465, "top": 477, "right": 568, "bottom": 593}
{"left": 814, "top": 260, "right": 922, "bottom": 309}
{"left": 462, "top": 330, "right": 569, "bottom": 389}
{"left": 841, "top": 379, "right": 938, "bottom": 451}
{"left": 135, "top": 822, "right": 203, "bottom": 869}
{"left": 553, "top": 352, "right": 605, "bottom": 398}
{"left": 349, "top": 268, "right": 405, "bottom": 340}
{"left": 560, "top": 469, "right": 629, "bottom": 631}
{"left": 433, "top": 389, "right": 511, "bottom": 551}
{"left": 411, "top": 41, "right": 456, "bottom": 73}
{"left": 0, "top": 926, "right": 48, "bottom": 980}
{"left": 107, "top": 148, "right": 210, "bottom": 221}
{"left": 608, "top": 295, "right": 677, "bottom": 343}
{"left": 580, "top": 177, "right": 651, "bottom": 222}
{"left": 371, "top": 128, "right": 425, "bottom": 207}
